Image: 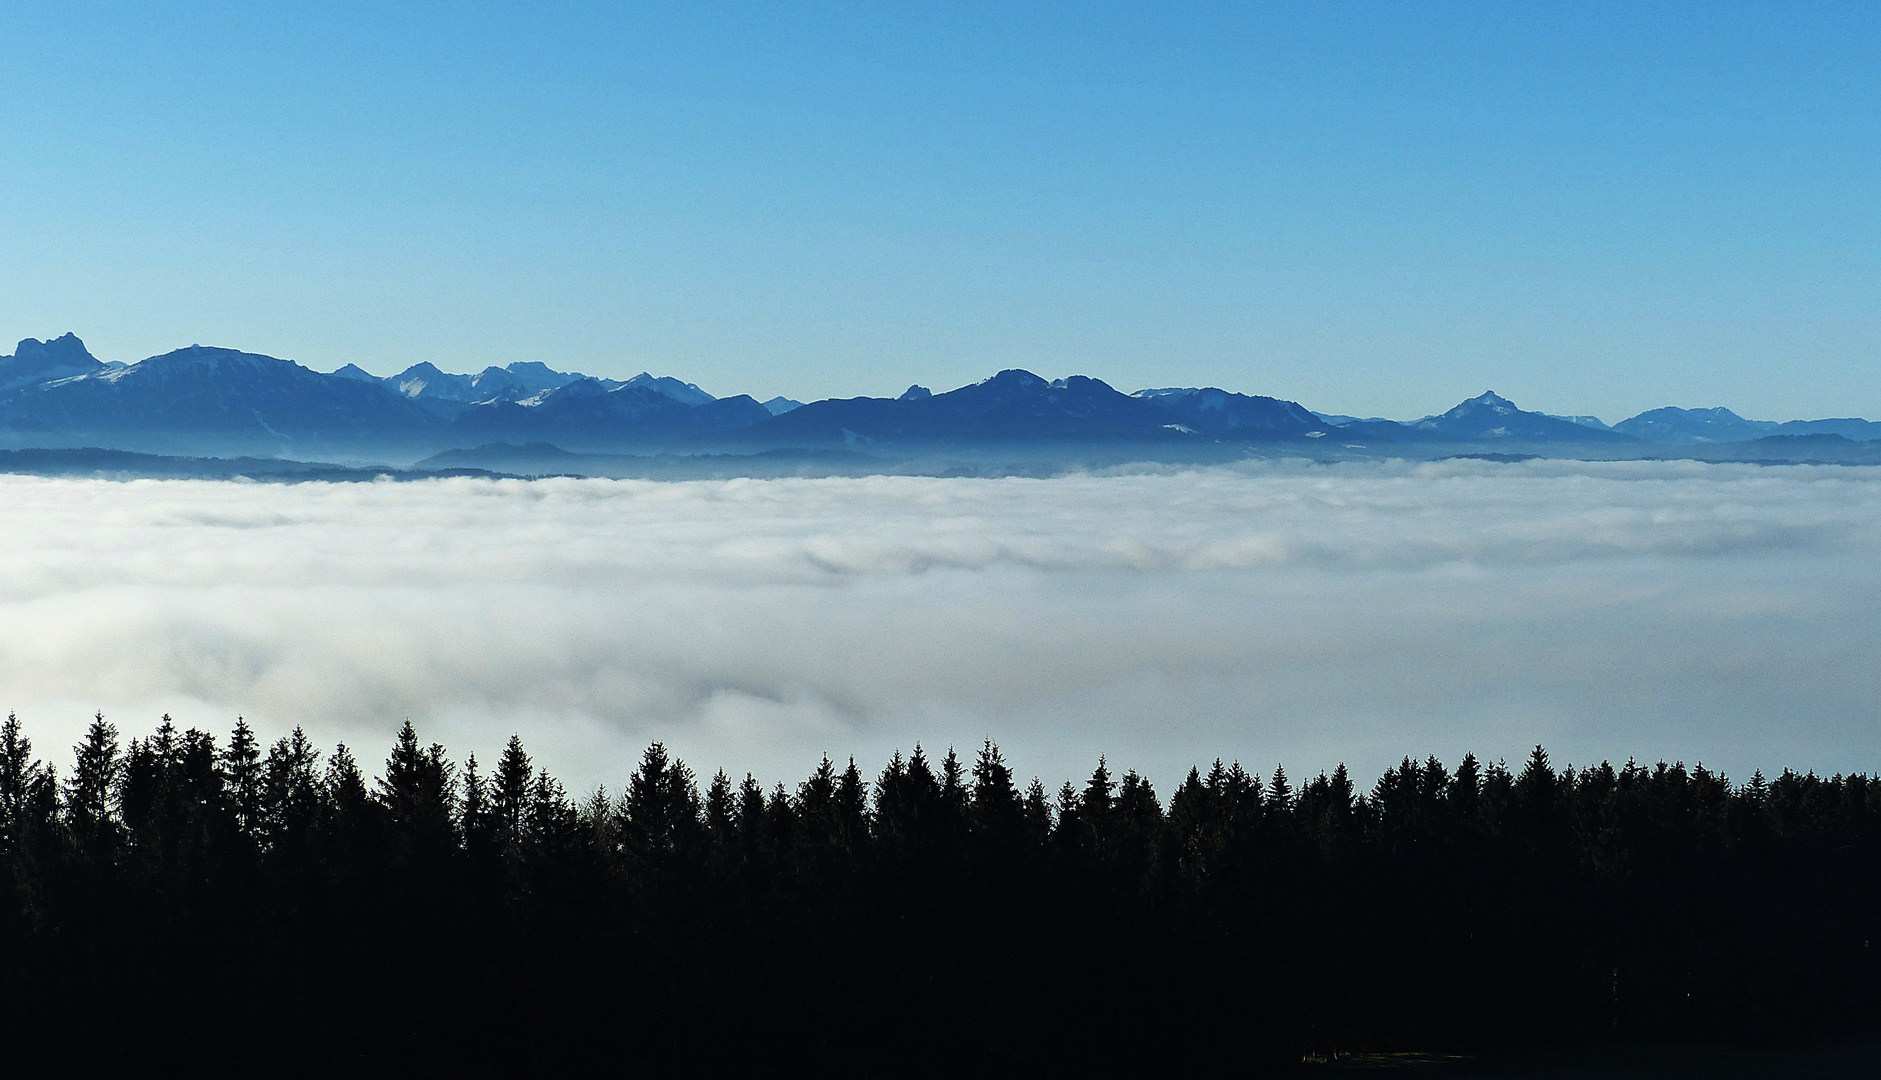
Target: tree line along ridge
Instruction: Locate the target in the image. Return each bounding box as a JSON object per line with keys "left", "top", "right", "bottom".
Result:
{"left": 0, "top": 712, "right": 1875, "bottom": 1072}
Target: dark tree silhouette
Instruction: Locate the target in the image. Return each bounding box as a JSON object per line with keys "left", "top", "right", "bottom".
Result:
{"left": 0, "top": 713, "right": 1870, "bottom": 1074}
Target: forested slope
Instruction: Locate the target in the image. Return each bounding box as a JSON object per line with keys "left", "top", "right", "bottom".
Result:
{"left": 0, "top": 714, "right": 1873, "bottom": 1073}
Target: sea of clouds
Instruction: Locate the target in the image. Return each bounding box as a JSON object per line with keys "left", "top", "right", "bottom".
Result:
{"left": 0, "top": 458, "right": 1876, "bottom": 793}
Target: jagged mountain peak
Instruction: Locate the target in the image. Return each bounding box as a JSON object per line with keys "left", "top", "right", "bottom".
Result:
{"left": 561, "top": 378, "right": 613, "bottom": 399}
{"left": 1411, "top": 390, "right": 1633, "bottom": 442}
{"left": 507, "top": 376, "right": 630, "bottom": 409}
{"left": 13, "top": 333, "right": 96, "bottom": 363}
{"left": 763, "top": 396, "right": 804, "bottom": 415}
{"left": 1448, "top": 390, "right": 1520, "bottom": 415}
{"left": 500, "top": 361, "right": 587, "bottom": 388}
{"left": 387, "top": 361, "right": 469, "bottom": 401}
{"left": 0, "top": 333, "right": 105, "bottom": 394}
{"left": 621, "top": 372, "right": 714, "bottom": 406}
{"left": 392, "top": 361, "right": 455, "bottom": 382}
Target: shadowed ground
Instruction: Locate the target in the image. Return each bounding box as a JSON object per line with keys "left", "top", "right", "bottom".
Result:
{"left": 1310, "top": 1042, "right": 1881, "bottom": 1077}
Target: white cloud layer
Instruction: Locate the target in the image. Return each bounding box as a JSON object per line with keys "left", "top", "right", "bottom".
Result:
{"left": 0, "top": 459, "right": 1878, "bottom": 792}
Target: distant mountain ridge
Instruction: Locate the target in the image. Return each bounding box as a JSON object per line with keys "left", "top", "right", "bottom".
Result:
{"left": 369, "top": 362, "right": 713, "bottom": 413}
{"left": 719, "top": 370, "right": 1329, "bottom": 451}
{"left": 0, "top": 332, "right": 1876, "bottom": 465}
{"left": 447, "top": 378, "right": 771, "bottom": 452}
{"left": 1614, "top": 406, "right": 1777, "bottom": 442}
{"left": 0, "top": 338, "right": 445, "bottom": 457}
{"left": 1405, "top": 391, "right": 1635, "bottom": 443}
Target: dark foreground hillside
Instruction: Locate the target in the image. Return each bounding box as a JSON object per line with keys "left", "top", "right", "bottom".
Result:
{"left": 0, "top": 714, "right": 1873, "bottom": 1075}
{"left": 1308, "top": 1042, "right": 1881, "bottom": 1078}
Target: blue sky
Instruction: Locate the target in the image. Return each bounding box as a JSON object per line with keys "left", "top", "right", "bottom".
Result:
{"left": 2, "top": 2, "right": 1876, "bottom": 420}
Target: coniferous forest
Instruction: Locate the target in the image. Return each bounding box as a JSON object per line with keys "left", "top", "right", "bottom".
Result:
{"left": 0, "top": 712, "right": 1875, "bottom": 1074}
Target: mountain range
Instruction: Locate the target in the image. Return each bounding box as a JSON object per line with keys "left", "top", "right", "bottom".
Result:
{"left": 1, "top": 333, "right": 1877, "bottom": 470}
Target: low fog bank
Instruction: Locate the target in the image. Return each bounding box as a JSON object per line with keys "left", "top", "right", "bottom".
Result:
{"left": 0, "top": 459, "right": 1876, "bottom": 792}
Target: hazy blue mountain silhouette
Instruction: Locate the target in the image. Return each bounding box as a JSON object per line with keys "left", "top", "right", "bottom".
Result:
{"left": 1615, "top": 407, "right": 1778, "bottom": 442}
{"left": 381, "top": 361, "right": 596, "bottom": 415}
{"left": 722, "top": 370, "right": 1325, "bottom": 450}
{"left": 330, "top": 362, "right": 382, "bottom": 383}
{"left": 1135, "top": 386, "right": 1327, "bottom": 438}
{"left": 619, "top": 372, "right": 715, "bottom": 406}
{"left": 4, "top": 331, "right": 1881, "bottom": 464}
{"left": 1404, "top": 391, "right": 1636, "bottom": 442}
{"left": 1611, "top": 407, "right": 1881, "bottom": 443}
{"left": 447, "top": 379, "right": 769, "bottom": 451}
{"left": 0, "top": 344, "right": 446, "bottom": 457}
{"left": 1547, "top": 413, "right": 1613, "bottom": 430}
{"left": 1769, "top": 417, "right": 1881, "bottom": 440}
{"left": 1314, "top": 392, "right": 1632, "bottom": 444}
{"left": 375, "top": 362, "right": 721, "bottom": 422}
{"left": 0, "top": 334, "right": 105, "bottom": 392}
{"left": 1754, "top": 432, "right": 1857, "bottom": 448}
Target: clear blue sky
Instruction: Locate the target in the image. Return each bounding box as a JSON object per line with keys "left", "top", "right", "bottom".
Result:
{"left": 2, "top": 2, "right": 1877, "bottom": 420}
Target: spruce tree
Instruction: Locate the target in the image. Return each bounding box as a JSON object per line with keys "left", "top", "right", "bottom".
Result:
{"left": 492, "top": 735, "right": 534, "bottom": 862}
{"left": 1114, "top": 770, "right": 1163, "bottom": 887}
{"left": 1514, "top": 745, "right": 1568, "bottom": 857}
{"left": 1450, "top": 753, "right": 1483, "bottom": 836}
{"left": 1077, "top": 757, "right": 1117, "bottom": 860}
{"left": 222, "top": 718, "right": 263, "bottom": 838}
{"left": 0, "top": 712, "right": 53, "bottom": 874}
{"left": 527, "top": 769, "right": 580, "bottom": 872}
{"left": 259, "top": 727, "right": 322, "bottom": 854}
{"left": 969, "top": 740, "right": 1023, "bottom": 849}
{"left": 459, "top": 752, "right": 495, "bottom": 872}
{"left": 317, "top": 741, "right": 374, "bottom": 870}
{"left": 64, "top": 713, "right": 121, "bottom": 859}
{"left": 873, "top": 752, "right": 910, "bottom": 848}
{"left": 703, "top": 771, "right": 736, "bottom": 855}
{"left": 764, "top": 782, "right": 795, "bottom": 852}
{"left": 577, "top": 783, "right": 615, "bottom": 866}
{"left": 0, "top": 712, "right": 36, "bottom": 848}
{"left": 835, "top": 758, "right": 869, "bottom": 852}
{"left": 618, "top": 742, "right": 699, "bottom": 872}
{"left": 796, "top": 755, "right": 838, "bottom": 849}
{"left": 937, "top": 747, "right": 969, "bottom": 844}
{"left": 376, "top": 721, "right": 456, "bottom": 871}
{"left": 1268, "top": 765, "right": 1294, "bottom": 814}
{"left": 1052, "top": 780, "right": 1082, "bottom": 861}
{"left": 1021, "top": 778, "right": 1052, "bottom": 848}
{"left": 736, "top": 774, "right": 768, "bottom": 862}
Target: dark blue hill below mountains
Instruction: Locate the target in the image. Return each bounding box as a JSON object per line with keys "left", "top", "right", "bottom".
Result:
{"left": 0, "top": 332, "right": 1876, "bottom": 469}
{"left": 1613, "top": 406, "right": 1881, "bottom": 443}
{"left": 0, "top": 447, "right": 508, "bottom": 481}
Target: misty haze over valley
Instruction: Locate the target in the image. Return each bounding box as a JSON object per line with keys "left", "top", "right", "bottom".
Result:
{"left": 0, "top": 457, "right": 1874, "bottom": 791}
